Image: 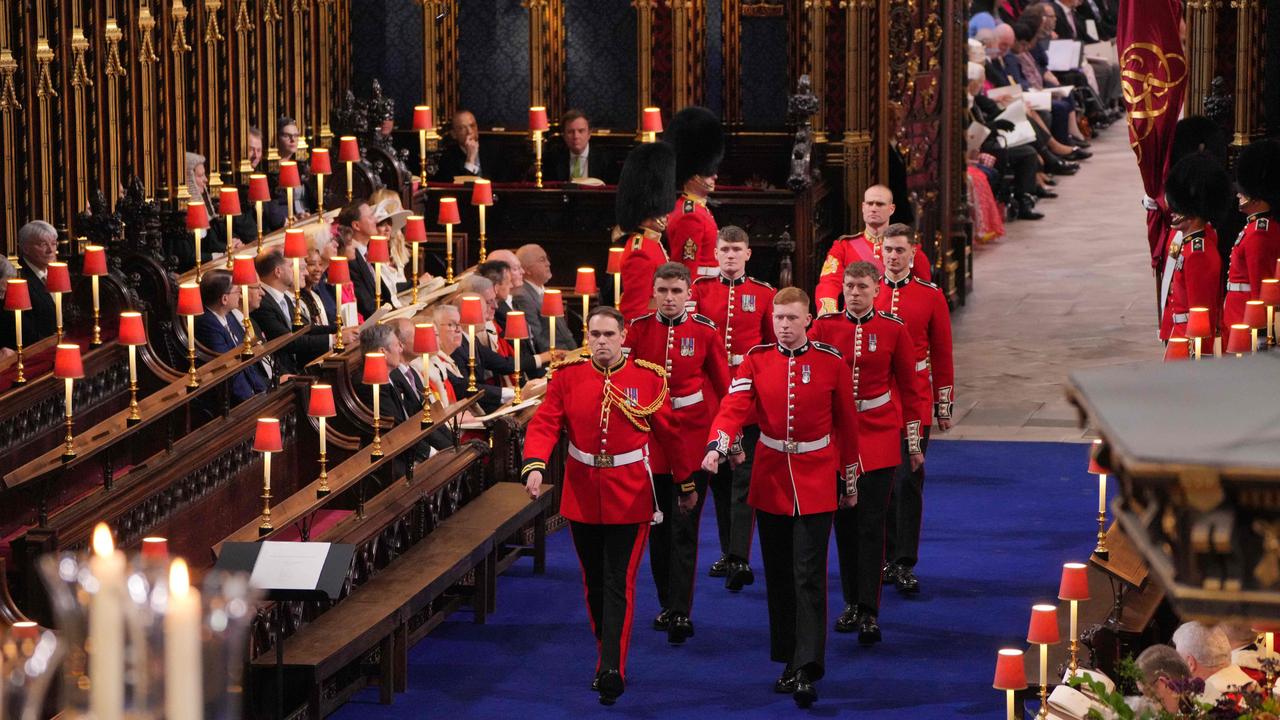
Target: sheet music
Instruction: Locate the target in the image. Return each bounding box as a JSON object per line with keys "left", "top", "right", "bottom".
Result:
{"left": 1047, "top": 39, "right": 1083, "bottom": 72}
{"left": 249, "top": 541, "right": 331, "bottom": 591}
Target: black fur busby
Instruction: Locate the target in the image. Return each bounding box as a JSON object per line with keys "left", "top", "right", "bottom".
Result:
{"left": 1164, "top": 151, "right": 1231, "bottom": 224}
{"left": 665, "top": 106, "right": 725, "bottom": 186}
{"left": 1169, "top": 115, "right": 1229, "bottom": 168}
{"left": 615, "top": 142, "right": 677, "bottom": 232}
{"left": 1235, "top": 139, "right": 1280, "bottom": 209}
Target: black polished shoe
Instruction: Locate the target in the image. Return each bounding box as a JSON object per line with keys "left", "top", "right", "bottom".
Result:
{"left": 667, "top": 613, "right": 694, "bottom": 644}
{"left": 792, "top": 669, "right": 818, "bottom": 708}
{"left": 591, "top": 675, "right": 600, "bottom": 691}
{"left": 1068, "top": 137, "right": 1091, "bottom": 148}
{"left": 725, "top": 560, "right": 755, "bottom": 592}
{"left": 597, "top": 670, "right": 624, "bottom": 706}
{"left": 881, "top": 562, "right": 902, "bottom": 586}
{"left": 858, "top": 612, "right": 882, "bottom": 646}
{"left": 653, "top": 608, "right": 671, "bottom": 631}
{"left": 1047, "top": 160, "right": 1079, "bottom": 176}
{"left": 1065, "top": 149, "right": 1092, "bottom": 161}
{"left": 708, "top": 556, "right": 730, "bottom": 578}
{"left": 1033, "top": 186, "right": 1058, "bottom": 199}
{"left": 775, "top": 668, "right": 798, "bottom": 694}
{"left": 1044, "top": 177, "right": 1058, "bottom": 186}
{"left": 896, "top": 566, "right": 921, "bottom": 595}
{"left": 1017, "top": 197, "right": 1045, "bottom": 220}
{"left": 834, "top": 604, "right": 859, "bottom": 633}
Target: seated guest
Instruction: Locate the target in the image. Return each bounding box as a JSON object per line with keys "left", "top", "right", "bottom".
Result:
{"left": 425, "top": 303, "right": 466, "bottom": 404}
{"left": 251, "top": 250, "right": 352, "bottom": 373}
{"left": 389, "top": 317, "right": 454, "bottom": 452}
{"left": 432, "top": 110, "right": 500, "bottom": 182}
{"left": 336, "top": 201, "right": 387, "bottom": 318}
{"left": 969, "top": 0, "right": 999, "bottom": 36}
{"left": 513, "top": 242, "right": 577, "bottom": 351}
{"left": 1129, "top": 645, "right": 1192, "bottom": 715}
{"left": 968, "top": 62, "right": 1044, "bottom": 221}
{"left": 984, "top": 24, "right": 1085, "bottom": 171}
{"left": 542, "top": 109, "right": 618, "bottom": 184}
{"left": 1052, "top": 0, "right": 1121, "bottom": 110}
{"left": 186, "top": 152, "right": 253, "bottom": 264}
{"left": 5, "top": 221, "right": 59, "bottom": 347}
{"left": 194, "top": 270, "right": 268, "bottom": 404}
{"left": 1221, "top": 622, "right": 1265, "bottom": 681}
{"left": 0, "top": 255, "right": 19, "bottom": 357}
{"left": 1172, "top": 621, "right": 1257, "bottom": 707}
{"left": 476, "top": 260, "right": 513, "bottom": 326}
{"left": 356, "top": 323, "right": 448, "bottom": 460}
{"left": 449, "top": 289, "right": 549, "bottom": 413}
{"left": 1010, "top": 17, "right": 1086, "bottom": 150}
{"left": 246, "top": 125, "right": 265, "bottom": 174}
{"left": 301, "top": 246, "right": 337, "bottom": 328}
{"left": 368, "top": 190, "right": 418, "bottom": 296}
{"left": 486, "top": 249, "right": 525, "bottom": 316}
{"left": 265, "top": 116, "right": 315, "bottom": 228}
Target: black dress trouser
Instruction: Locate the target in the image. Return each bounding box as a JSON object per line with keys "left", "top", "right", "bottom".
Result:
{"left": 650, "top": 471, "right": 710, "bottom": 615}
{"left": 710, "top": 424, "right": 760, "bottom": 561}
{"left": 757, "top": 509, "right": 833, "bottom": 680}
{"left": 569, "top": 521, "right": 649, "bottom": 678}
{"left": 833, "top": 466, "right": 895, "bottom": 614}
{"left": 886, "top": 427, "right": 932, "bottom": 568}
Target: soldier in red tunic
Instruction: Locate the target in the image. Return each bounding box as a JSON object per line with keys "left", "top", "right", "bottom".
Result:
{"left": 523, "top": 306, "right": 696, "bottom": 705}
{"left": 1158, "top": 153, "right": 1231, "bottom": 344}
{"left": 810, "top": 261, "right": 925, "bottom": 646}
{"left": 665, "top": 106, "right": 724, "bottom": 280}
{"left": 876, "top": 225, "right": 954, "bottom": 596}
{"left": 701, "top": 286, "right": 860, "bottom": 708}
{"left": 615, "top": 143, "right": 678, "bottom": 322}
{"left": 815, "top": 185, "right": 931, "bottom": 315}
{"left": 625, "top": 262, "right": 731, "bottom": 644}
{"left": 691, "top": 226, "right": 777, "bottom": 589}
{"left": 1223, "top": 140, "right": 1280, "bottom": 331}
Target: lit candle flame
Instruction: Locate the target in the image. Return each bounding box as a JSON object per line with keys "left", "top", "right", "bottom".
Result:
{"left": 92, "top": 523, "right": 115, "bottom": 557}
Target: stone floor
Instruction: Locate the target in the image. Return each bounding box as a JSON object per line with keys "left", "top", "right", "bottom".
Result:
{"left": 946, "top": 126, "right": 1161, "bottom": 442}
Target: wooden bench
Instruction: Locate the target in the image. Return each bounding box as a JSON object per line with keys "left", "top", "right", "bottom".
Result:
{"left": 253, "top": 482, "right": 553, "bottom": 720}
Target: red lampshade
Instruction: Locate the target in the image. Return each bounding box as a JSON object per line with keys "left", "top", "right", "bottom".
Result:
{"left": 248, "top": 174, "right": 271, "bottom": 203}
{"left": 278, "top": 161, "right": 302, "bottom": 188}
{"left": 310, "top": 147, "right": 332, "bottom": 175}
{"left": 471, "top": 179, "right": 493, "bottom": 206}
{"left": 4, "top": 279, "right": 31, "bottom": 311}
{"left": 338, "top": 136, "right": 360, "bottom": 163}
{"left": 83, "top": 245, "right": 108, "bottom": 276}
{"left": 575, "top": 267, "right": 597, "bottom": 295}
{"left": 542, "top": 288, "right": 564, "bottom": 317}
{"left": 1164, "top": 337, "right": 1191, "bottom": 361}
{"left": 437, "top": 197, "right": 461, "bottom": 225}
{"left": 186, "top": 201, "right": 209, "bottom": 230}
{"left": 362, "top": 352, "right": 390, "bottom": 385}
{"left": 414, "top": 322, "right": 439, "bottom": 354}
{"left": 10, "top": 622, "right": 39, "bottom": 642}
{"left": 404, "top": 216, "right": 427, "bottom": 243}
{"left": 308, "top": 383, "right": 336, "bottom": 417}
{"left": 219, "top": 186, "right": 242, "bottom": 217}
{"left": 118, "top": 311, "right": 147, "bottom": 346}
{"left": 253, "top": 417, "right": 284, "bottom": 453}
{"left": 1262, "top": 279, "right": 1280, "bottom": 306}
{"left": 505, "top": 311, "right": 529, "bottom": 340}
{"left": 606, "top": 247, "right": 624, "bottom": 274}
{"left": 1227, "top": 323, "right": 1253, "bottom": 354}
{"left": 1087, "top": 438, "right": 1109, "bottom": 475}
{"left": 642, "top": 107, "right": 663, "bottom": 133}
{"left": 1244, "top": 300, "right": 1268, "bottom": 330}
{"left": 1058, "top": 562, "right": 1090, "bottom": 601}
{"left": 367, "top": 235, "right": 390, "bottom": 264}
{"left": 284, "top": 228, "right": 308, "bottom": 259}
{"left": 993, "top": 649, "right": 1028, "bottom": 690}
{"left": 54, "top": 343, "right": 84, "bottom": 379}
{"left": 413, "top": 105, "right": 434, "bottom": 131}
{"left": 232, "top": 254, "right": 258, "bottom": 286}
{"left": 1185, "top": 307, "right": 1211, "bottom": 339}
{"left": 529, "top": 106, "right": 549, "bottom": 132}
{"left": 141, "top": 537, "right": 169, "bottom": 560}
{"left": 328, "top": 255, "right": 351, "bottom": 285}
{"left": 459, "top": 295, "right": 484, "bottom": 326}
{"left": 1027, "top": 604, "right": 1060, "bottom": 645}
{"left": 45, "top": 262, "right": 71, "bottom": 294}
{"left": 176, "top": 282, "right": 204, "bottom": 316}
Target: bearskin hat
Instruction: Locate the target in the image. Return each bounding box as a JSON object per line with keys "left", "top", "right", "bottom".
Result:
{"left": 615, "top": 142, "right": 677, "bottom": 232}
{"left": 1170, "top": 115, "right": 1229, "bottom": 168}
{"left": 1164, "top": 151, "right": 1231, "bottom": 223}
{"left": 1235, "top": 139, "right": 1280, "bottom": 209}
{"left": 665, "top": 106, "right": 725, "bottom": 186}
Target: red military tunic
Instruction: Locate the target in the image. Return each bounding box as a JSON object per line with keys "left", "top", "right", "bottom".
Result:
{"left": 810, "top": 309, "right": 925, "bottom": 471}
{"left": 618, "top": 228, "right": 669, "bottom": 323}
{"left": 1159, "top": 226, "right": 1223, "bottom": 341}
{"left": 875, "top": 274, "right": 955, "bottom": 427}
{"left": 624, "top": 311, "right": 731, "bottom": 473}
{"left": 522, "top": 354, "right": 694, "bottom": 524}
{"left": 706, "top": 341, "right": 861, "bottom": 516}
{"left": 815, "top": 232, "right": 932, "bottom": 315}
{"left": 665, "top": 194, "right": 719, "bottom": 279}
{"left": 691, "top": 273, "right": 777, "bottom": 368}
{"left": 1223, "top": 213, "right": 1280, "bottom": 328}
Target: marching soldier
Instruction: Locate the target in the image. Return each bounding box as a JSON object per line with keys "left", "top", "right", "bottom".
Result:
{"left": 616, "top": 143, "right": 678, "bottom": 322}
{"left": 811, "top": 262, "right": 926, "bottom": 646}
{"left": 665, "top": 107, "right": 725, "bottom": 279}
{"left": 1159, "top": 153, "right": 1230, "bottom": 344}
{"left": 876, "top": 225, "right": 954, "bottom": 595}
{"left": 625, "top": 262, "right": 731, "bottom": 644}
{"left": 701, "top": 286, "right": 860, "bottom": 709}
{"left": 523, "top": 306, "right": 695, "bottom": 706}
{"left": 1223, "top": 140, "right": 1280, "bottom": 330}
{"left": 815, "top": 185, "right": 931, "bottom": 315}
{"left": 691, "top": 226, "right": 776, "bottom": 589}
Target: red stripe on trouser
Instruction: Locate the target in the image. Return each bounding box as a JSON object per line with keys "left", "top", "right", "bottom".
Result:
{"left": 572, "top": 529, "right": 602, "bottom": 673}
{"left": 617, "top": 523, "right": 650, "bottom": 679}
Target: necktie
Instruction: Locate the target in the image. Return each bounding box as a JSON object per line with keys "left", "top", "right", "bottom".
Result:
{"left": 572, "top": 155, "right": 584, "bottom": 179}
{"left": 282, "top": 293, "right": 295, "bottom": 323}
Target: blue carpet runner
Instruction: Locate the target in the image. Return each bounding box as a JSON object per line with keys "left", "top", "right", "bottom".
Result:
{"left": 332, "top": 439, "right": 1105, "bottom": 718}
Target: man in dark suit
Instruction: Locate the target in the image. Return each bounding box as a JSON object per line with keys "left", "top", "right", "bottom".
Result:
{"left": 542, "top": 109, "right": 618, "bottom": 184}
{"left": 194, "top": 270, "right": 269, "bottom": 404}
{"left": 431, "top": 110, "right": 503, "bottom": 182}
{"left": 335, "top": 202, "right": 397, "bottom": 318}
{"left": 14, "top": 221, "right": 59, "bottom": 345}
{"left": 359, "top": 322, "right": 452, "bottom": 459}
{"left": 389, "top": 318, "right": 455, "bottom": 452}
{"left": 513, "top": 243, "right": 576, "bottom": 352}
{"left": 476, "top": 260, "right": 513, "bottom": 328}
{"left": 250, "top": 250, "right": 352, "bottom": 374}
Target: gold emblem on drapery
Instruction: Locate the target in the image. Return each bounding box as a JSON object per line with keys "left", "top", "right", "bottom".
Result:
{"left": 1121, "top": 42, "right": 1187, "bottom": 163}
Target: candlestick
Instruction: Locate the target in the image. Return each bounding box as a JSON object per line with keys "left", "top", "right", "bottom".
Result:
{"left": 1069, "top": 599, "right": 1079, "bottom": 670}
{"left": 411, "top": 243, "right": 419, "bottom": 303}
{"left": 89, "top": 524, "right": 125, "bottom": 720}
{"left": 318, "top": 416, "right": 329, "bottom": 497}
{"left": 255, "top": 201, "right": 265, "bottom": 250}
{"left": 286, "top": 186, "right": 295, "bottom": 226}
{"left": 186, "top": 315, "right": 198, "bottom": 388}
{"left": 334, "top": 283, "right": 345, "bottom": 350}
{"left": 1096, "top": 471, "right": 1108, "bottom": 557}
{"left": 1039, "top": 643, "right": 1048, "bottom": 719}
{"left": 513, "top": 338, "right": 523, "bottom": 403}
{"left": 194, "top": 229, "right": 204, "bottom": 280}
{"left": 467, "top": 324, "right": 477, "bottom": 393}
{"left": 12, "top": 308, "right": 23, "bottom": 384}
{"left": 533, "top": 131, "right": 544, "bottom": 188}
{"left": 63, "top": 377, "right": 75, "bottom": 460}
{"left": 548, "top": 314, "right": 557, "bottom": 381}
{"left": 225, "top": 214, "right": 235, "bottom": 269}
{"left": 445, "top": 224, "right": 454, "bottom": 283}
{"left": 581, "top": 294, "right": 590, "bottom": 348}
{"left": 240, "top": 286, "right": 254, "bottom": 357}
{"left": 478, "top": 204, "right": 487, "bottom": 262}
{"left": 260, "top": 449, "right": 273, "bottom": 534}
{"left": 374, "top": 261, "right": 384, "bottom": 309}
{"left": 127, "top": 344, "right": 140, "bottom": 422}
{"left": 54, "top": 291, "right": 63, "bottom": 341}
{"left": 292, "top": 258, "right": 304, "bottom": 327}
{"left": 164, "top": 559, "right": 202, "bottom": 720}
{"left": 91, "top": 274, "right": 101, "bottom": 345}
{"left": 372, "top": 384, "right": 383, "bottom": 457}
{"left": 119, "top": 311, "right": 145, "bottom": 424}
{"left": 613, "top": 273, "right": 621, "bottom": 307}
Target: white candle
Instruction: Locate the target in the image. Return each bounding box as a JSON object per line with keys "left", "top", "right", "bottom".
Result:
{"left": 478, "top": 204, "right": 486, "bottom": 239}
{"left": 54, "top": 292, "right": 62, "bottom": 332}
{"left": 89, "top": 523, "right": 125, "bottom": 720}
{"left": 1070, "top": 600, "right": 1078, "bottom": 641}
{"left": 445, "top": 225, "right": 453, "bottom": 266}
{"left": 164, "top": 559, "right": 202, "bottom": 720}
{"left": 91, "top": 275, "right": 100, "bottom": 317}
{"left": 1039, "top": 643, "right": 1048, "bottom": 686}
{"left": 411, "top": 243, "right": 418, "bottom": 284}
{"left": 372, "top": 388, "right": 380, "bottom": 427}
{"left": 263, "top": 451, "right": 272, "bottom": 493}
{"left": 1098, "top": 474, "right": 1107, "bottom": 515}
{"left": 334, "top": 283, "right": 342, "bottom": 320}
{"left": 14, "top": 310, "right": 21, "bottom": 347}
{"left": 374, "top": 262, "right": 383, "bottom": 306}
{"left": 65, "top": 378, "right": 73, "bottom": 416}
{"left": 292, "top": 259, "right": 301, "bottom": 305}
{"left": 548, "top": 316, "right": 556, "bottom": 353}
{"left": 1267, "top": 632, "right": 1274, "bottom": 656}
{"left": 128, "top": 345, "right": 137, "bottom": 384}
{"left": 514, "top": 338, "right": 520, "bottom": 380}
{"left": 187, "top": 315, "right": 195, "bottom": 355}
{"left": 613, "top": 273, "right": 621, "bottom": 307}
{"left": 319, "top": 416, "right": 327, "bottom": 452}
{"left": 1006, "top": 690, "right": 1015, "bottom": 720}
{"left": 194, "top": 230, "right": 203, "bottom": 270}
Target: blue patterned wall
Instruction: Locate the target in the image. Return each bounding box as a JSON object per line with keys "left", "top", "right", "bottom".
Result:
{"left": 705, "top": 1, "right": 724, "bottom": 116}
{"left": 457, "top": 1, "right": 531, "bottom": 128}
{"left": 739, "top": 14, "right": 788, "bottom": 128}
{"left": 565, "top": 0, "right": 636, "bottom": 131}
{"left": 350, "top": 0, "right": 425, "bottom": 127}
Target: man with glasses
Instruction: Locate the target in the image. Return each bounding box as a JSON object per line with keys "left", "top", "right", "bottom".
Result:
{"left": 267, "top": 116, "right": 315, "bottom": 227}
{"left": 814, "top": 186, "right": 931, "bottom": 315}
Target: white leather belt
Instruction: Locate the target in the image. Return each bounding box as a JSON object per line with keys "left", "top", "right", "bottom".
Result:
{"left": 671, "top": 389, "right": 704, "bottom": 409}
{"left": 1227, "top": 282, "right": 1251, "bottom": 292}
{"left": 759, "top": 433, "right": 830, "bottom": 454}
{"left": 1172, "top": 312, "right": 1189, "bottom": 324}
{"left": 697, "top": 266, "right": 719, "bottom": 277}
{"left": 914, "top": 359, "right": 929, "bottom": 372}
{"left": 568, "top": 443, "right": 646, "bottom": 469}
{"left": 729, "top": 353, "right": 744, "bottom": 367}
{"left": 856, "top": 391, "right": 891, "bottom": 412}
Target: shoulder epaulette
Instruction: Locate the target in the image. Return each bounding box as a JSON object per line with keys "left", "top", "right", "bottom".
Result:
{"left": 816, "top": 311, "right": 842, "bottom": 320}
{"left": 633, "top": 357, "right": 667, "bottom": 378}
{"left": 550, "top": 352, "right": 590, "bottom": 371}
{"left": 812, "top": 341, "right": 843, "bottom": 358}
{"left": 683, "top": 198, "right": 695, "bottom": 213}
{"left": 691, "top": 313, "right": 717, "bottom": 329}
{"left": 912, "top": 277, "right": 940, "bottom": 289}
{"left": 746, "top": 277, "right": 775, "bottom": 289}
{"left": 1259, "top": 217, "right": 1270, "bottom": 231}
{"left": 878, "top": 311, "right": 905, "bottom": 324}
{"left": 630, "top": 313, "right": 655, "bottom": 326}
{"left": 630, "top": 234, "right": 644, "bottom": 251}
{"left": 1191, "top": 236, "right": 1205, "bottom": 252}
{"left": 746, "top": 343, "right": 773, "bottom": 356}
{"left": 692, "top": 275, "right": 716, "bottom": 285}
